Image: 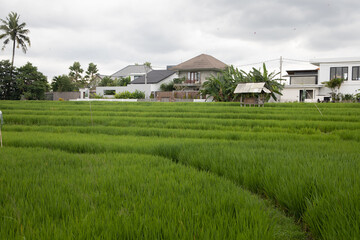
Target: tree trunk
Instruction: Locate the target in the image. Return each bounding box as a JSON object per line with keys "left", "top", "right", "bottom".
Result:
{"left": 10, "top": 39, "right": 16, "bottom": 79}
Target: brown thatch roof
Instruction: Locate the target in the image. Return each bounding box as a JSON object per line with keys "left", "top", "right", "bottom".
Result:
{"left": 171, "top": 54, "right": 227, "bottom": 71}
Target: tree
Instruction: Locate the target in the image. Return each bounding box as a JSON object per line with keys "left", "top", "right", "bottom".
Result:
{"left": 98, "top": 76, "right": 114, "bottom": 86}
{"left": 201, "top": 65, "right": 246, "bottom": 102}
{"left": 201, "top": 64, "right": 284, "bottom": 102}
{"left": 69, "top": 62, "right": 84, "bottom": 88}
{"left": 0, "top": 12, "right": 31, "bottom": 78}
{"left": 322, "top": 78, "right": 344, "bottom": 102}
{"left": 85, "top": 62, "right": 99, "bottom": 88}
{"left": 116, "top": 76, "right": 131, "bottom": 86}
{"left": 51, "top": 75, "right": 76, "bottom": 92}
{"left": 17, "top": 62, "right": 49, "bottom": 100}
{"left": 243, "top": 63, "right": 284, "bottom": 101}
{"left": 0, "top": 59, "right": 20, "bottom": 100}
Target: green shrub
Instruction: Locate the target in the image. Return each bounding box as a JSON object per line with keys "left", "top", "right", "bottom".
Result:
{"left": 114, "top": 90, "right": 145, "bottom": 99}
{"left": 160, "top": 81, "right": 175, "bottom": 91}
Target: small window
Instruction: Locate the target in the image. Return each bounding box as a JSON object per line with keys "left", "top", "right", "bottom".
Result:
{"left": 352, "top": 66, "right": 360, "bottom": 80}
{"left": 299, "top": 90, "right": 314, "bottom": 102}
{"left": 104, "top": 90, "right": 116, "bottom": 95}
{"left": 187, "top": 72, "right": 201, "bottom": 82}
{"left": 330, "top": 67, "right": 348, "bottom": 80}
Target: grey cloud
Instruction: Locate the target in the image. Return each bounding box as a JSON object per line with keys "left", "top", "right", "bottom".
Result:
{"left": 1, "top": 0, "right": 360, "bottom": 79}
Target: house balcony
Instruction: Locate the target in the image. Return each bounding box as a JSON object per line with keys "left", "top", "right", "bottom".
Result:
{"left": 174, "top": 79, "right": 201, "bottom": 88}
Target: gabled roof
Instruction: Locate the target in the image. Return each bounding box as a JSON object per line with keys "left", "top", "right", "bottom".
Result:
{"left": 234, "top": 82, "right": 271, "bottom": 94}
{"left": 131, "top": 70, "right": 176, "bottom": 84}
{"left": 171, "top": 54, "right": 227, "bottom": 71}
{"left": 111, "top": 65, "right": 151, "bottom": 78}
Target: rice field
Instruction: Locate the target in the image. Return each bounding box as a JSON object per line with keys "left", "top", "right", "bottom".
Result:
{"left": 0, "top": 101, "right": 359, "bottom": 239}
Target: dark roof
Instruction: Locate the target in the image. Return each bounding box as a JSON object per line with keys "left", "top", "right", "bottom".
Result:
{"left": 171, "top": 54, "right": 227, "bottom": 71}
{"left": 131, "top": 70, "right": 176, "bottom": 84}
{"left": 286, "top": 69, "right": 319, "bottom": 76}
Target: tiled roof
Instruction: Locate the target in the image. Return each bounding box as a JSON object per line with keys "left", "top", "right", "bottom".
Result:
{"left": 171, "top": 54, "right": 227, "bottom": 71}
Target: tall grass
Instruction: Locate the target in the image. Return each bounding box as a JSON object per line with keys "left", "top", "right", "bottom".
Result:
{"left": 0, "top": 100, "right": 359, "bottom": 239}
{"left": 0, "top": 147, "right": 304, "bottom": 239}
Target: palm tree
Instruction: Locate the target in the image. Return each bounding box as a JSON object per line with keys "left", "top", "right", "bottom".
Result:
{"left": 322, "top": 78, "right": 344, "bottom": 102}
{"left": 0, "top": 12, "right": 30, "bottom": 78}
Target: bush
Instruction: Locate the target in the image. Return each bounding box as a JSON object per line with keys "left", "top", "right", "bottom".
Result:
{"left": 91, "top": 93, "right": 103, "bottom": 99}
{"left": 114, "top": 90, "right": 145, "bottom": 99}
{"left": 160, "top": 81, "right": 175, "bottom": 91}
{"left": 342, "top": 94, "right": 354, "bottom": 102}
{"left": 132, "top": 90, "right": 145, "bottom": 99}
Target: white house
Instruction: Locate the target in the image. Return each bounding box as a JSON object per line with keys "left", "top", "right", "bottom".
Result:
{"left": 96, "top": 70, "right": 178, "bottom": 98}
{"left": 281, "top": 57, "right": 360, "bottom": 102}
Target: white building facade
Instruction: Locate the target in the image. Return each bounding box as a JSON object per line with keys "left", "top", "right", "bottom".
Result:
{"left": 96, "top": 70, "right": 177, "bottom": 98}
{"left": 281, "top": 57, "right": 360, "bottom": 102}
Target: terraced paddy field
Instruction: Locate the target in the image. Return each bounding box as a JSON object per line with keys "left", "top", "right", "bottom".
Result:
{"left": 0, "top": 101, "right": 359, "bottom": 239}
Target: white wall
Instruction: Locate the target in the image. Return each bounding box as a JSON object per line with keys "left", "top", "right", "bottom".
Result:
{"left": 96, "top": 85, "right": 152, "bottom": 98}
{"left": 318, "top": 61, "right": 360, "bottom": 95}
{"left": 281, "top": 88, "right": 299, "bottom": 102}
{"left": 281, "top": 87, "right": 324, "bottom": 102}
{"left": 96, "top": 73, "right": 178, "bottom": 98}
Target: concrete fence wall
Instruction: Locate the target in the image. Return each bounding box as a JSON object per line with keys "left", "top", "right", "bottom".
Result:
{"left": 46, "top": 92, "right": 80, "bottom": 101}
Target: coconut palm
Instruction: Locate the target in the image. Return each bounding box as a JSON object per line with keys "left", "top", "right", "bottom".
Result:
{"left": 0, "top": 12, "right": 31, "bottom": 77}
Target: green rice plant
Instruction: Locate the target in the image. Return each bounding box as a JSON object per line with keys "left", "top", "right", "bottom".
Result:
{"left": 0, "top": 100, "right": 359, "bottom": 239}
{"left": 0, "top": 147, "right": 305, "bottom": 240}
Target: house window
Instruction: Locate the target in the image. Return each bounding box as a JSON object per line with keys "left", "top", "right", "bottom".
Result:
{"left": 187, "top": 72, "right": 200, "bottom": 83}
{"left": 330, "top": 67, "right": 348, "bottom": 80}
{"left": 352, "top": 66, "right": 360, "bottom": 80}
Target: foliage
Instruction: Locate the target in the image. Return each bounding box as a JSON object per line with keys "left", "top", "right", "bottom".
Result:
{"left": 98, "top": 76, "right": 131, "bottom": 87}
{"left": 114, "top": 90, "right": 145, "bottom": 99}
{"left": 201, "top": 64, "right": 283, "bottom": 102}
{"left": 51, "top": 75, "right": 76, "bottom": 92}
{"left": 173, "top": 77, "right": 185, "bottom": 84}
{"left": 0, "top": 59, "right": 20, "bottom": 100}
{"left": 84, "top": 62, "right": 99, "bottom": 88}
{"left": 98, "top": 76, "right": 113, "bottom": 86}
{"left": 16, "top": 62, "right": 49, "bottom": 100}
{"left": 201, "top": 65, "right": 246, "bottom": 102}
{"left": 322, "top": 78, "right": 344, "bottom": 102}
{"left": 342, "top": 94, "right": 354, "bottom": 102}
{"left": 132, "top": 90, "right": 145, "bottom": 99}
{"left": 69, "top": 61, "right": 85, "bottom": 88}
{"left": 160, "top": 81, "right": 175, "bottom": 91}
{"left": 91, "top": 93, "right": 103, "bottom": 99}
{"left": 243, "top": 63, "right": 284, "bottom": 100}
{"left": 114, "top": 76, "right": 131, "bottom": 86}
{"left": 0, "top": 12, "right": 30, "bottom": 76}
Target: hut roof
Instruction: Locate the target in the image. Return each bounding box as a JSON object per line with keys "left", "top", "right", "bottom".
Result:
{"left": 234, "top": 82, "right": 271, "bottom": 94}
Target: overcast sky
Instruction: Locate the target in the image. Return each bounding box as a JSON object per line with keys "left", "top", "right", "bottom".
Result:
{"left": 1, "top": 0, "right": 360, "bottom": 81}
